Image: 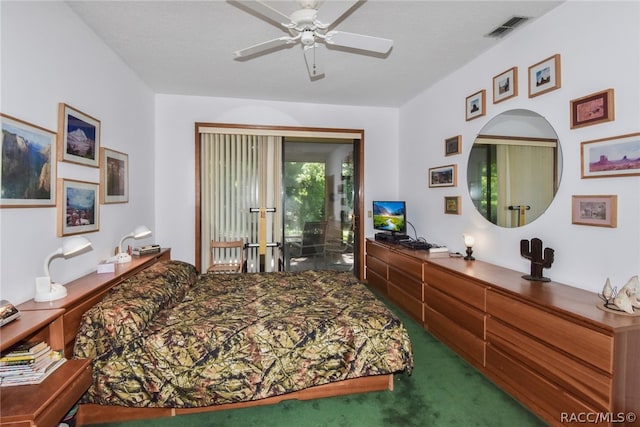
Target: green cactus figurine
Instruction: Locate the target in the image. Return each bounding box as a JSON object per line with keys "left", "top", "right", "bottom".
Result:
{"left": 520, "top": 237, "right": 554, "bottom": 282}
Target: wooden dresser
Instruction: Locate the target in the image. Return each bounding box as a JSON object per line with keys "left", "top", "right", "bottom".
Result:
{"left": 365, "top": 239, "right": 640, "bottom": 427}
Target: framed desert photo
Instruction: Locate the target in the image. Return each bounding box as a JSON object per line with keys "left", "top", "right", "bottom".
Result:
{"left": 493, "top": 66, "right": 518, "bottom": 103}
{"left": 100, "top": 147, "right": 129, "bottom": 204}
{"left": 580, "top": 132, "right": 640, "bottom": 179}
{"left": 571, "top": 195, "right": 617, "bottom": 228}
{"left": 465, "top": 90, "right": 486, "bottom": 121}
{"left": 429, "top": 164, "right": 457, "bottom": 188}
{"left": 58, "top": 178, "right": 99, "bottom": 236}
{"left": 1, "top": 113, "right": 56, "bottom": 207}
{"left": 58, "top": 103, "right": 100, "bottom": 167}
{"left": 445, "top": 135, "right": 461, "bottom": 156}
{"left": 444, "top": 196, "right": 461, "bottom": 214}
{"left": 570, "top": 88, "right": 614, "bottom": 129}
{"left": 528, "top": 54, "right": 561, "bottom": 98}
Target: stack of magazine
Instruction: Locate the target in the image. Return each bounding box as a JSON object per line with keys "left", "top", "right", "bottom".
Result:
{"left": 0, "top": 340, "right": 66, "bottom": 386}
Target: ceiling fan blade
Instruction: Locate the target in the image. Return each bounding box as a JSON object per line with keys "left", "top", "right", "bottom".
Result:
{"left": 324, "top": 30, "right": 393, "bottom": 54}
{"left": 233, "top": 0, "right": 292, "bottom": 26}
{"left": 303, "top": 44, "right": 325, "bottom": 79}
{"left": 234, "top": 36, "right": 294, "bottom": 58}
{"left": 316, "top": 0, "right": 361, "bottom": 28}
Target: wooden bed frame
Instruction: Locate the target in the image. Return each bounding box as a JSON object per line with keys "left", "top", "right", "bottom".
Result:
{"left": 77, "top": 374, "right": 393, "bottom": 425}
{"left": 66, "top": 254, "right": 396, "bottom": 425}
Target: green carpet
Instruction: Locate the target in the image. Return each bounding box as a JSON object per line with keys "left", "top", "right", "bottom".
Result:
{"left": 92, "top": 293, "right": 546, "bottom": 427}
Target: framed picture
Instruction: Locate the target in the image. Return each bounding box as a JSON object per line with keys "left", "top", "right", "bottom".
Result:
{"left": 528, "top": 54, "right": 561, "bottom": 98}
{"left": 580, "top": 132, "right": 640, "bottom": 179}
{"left": 493, "top": 66, "right": 518, "bottom": 103}
{"left": 444, "top": 196, "right": 461, "bottom": 214}
{"left": 571, "top": 195, "right": 617, "bottom": 228}
{"left": 58, "top": 103, "right": 100, "bottom": 167}
{"left": 57, "top": 178, "right": 100, "bottom": 236}
{"left": 570, "top": 88, "right": 614, "bottom": 129}
{"left": 465, "top": 90, "right": 486, "bottom": 121}
{"left": 1, "top": 114, "right": 56, "bottom": 208}
{"left": 100, "top": 147, "right": 129, "bottom": 204}
{"left": 445, "top": 135, "right": 461, "bottom": 156}
{"left": 429, "top": 164, "right": 457, "bottom": 188}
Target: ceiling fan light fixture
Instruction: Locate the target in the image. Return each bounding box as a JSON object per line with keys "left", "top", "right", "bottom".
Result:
{"left": 301, "top": 30, "right": 315, "bottom": 46}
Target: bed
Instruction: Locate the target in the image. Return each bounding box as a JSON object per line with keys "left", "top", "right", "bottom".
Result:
{"left": 73, "top": 260, "right": 414, "bottom": 424}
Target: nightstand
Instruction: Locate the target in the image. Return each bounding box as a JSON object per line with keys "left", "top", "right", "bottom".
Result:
{"left": 0, "top": 310, "right": 92, "bottom": 427}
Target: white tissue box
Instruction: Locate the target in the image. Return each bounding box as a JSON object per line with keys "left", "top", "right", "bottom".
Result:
{"left": 97, "top": 261, "right": 116, "bottom": 274}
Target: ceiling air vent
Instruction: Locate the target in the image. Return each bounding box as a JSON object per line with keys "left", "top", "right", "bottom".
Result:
{"left": 486, "top": 16, "right": 529, "bottom": 38}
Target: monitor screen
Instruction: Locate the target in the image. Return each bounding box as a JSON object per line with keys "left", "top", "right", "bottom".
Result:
{"left": 372, "top": 201, "right": 406, "bottom": 233}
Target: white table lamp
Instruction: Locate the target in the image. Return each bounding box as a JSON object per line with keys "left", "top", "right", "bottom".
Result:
{"left": 116, "top": 225, "right": 152, "bottom": 263}
{"left": 35, "top": 236, "right": 92, "bottom": 302}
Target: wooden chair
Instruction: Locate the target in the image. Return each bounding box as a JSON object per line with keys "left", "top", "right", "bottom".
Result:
{"left": 289, "top": 221, "right": 328, "bottom": 267}
{"left": 208, "top": 240, "right": 245, "bottom": 273}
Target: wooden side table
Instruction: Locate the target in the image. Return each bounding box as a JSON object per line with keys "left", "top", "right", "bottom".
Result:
{"left": 0, "top": 310, "right": 92, "bottom": 427}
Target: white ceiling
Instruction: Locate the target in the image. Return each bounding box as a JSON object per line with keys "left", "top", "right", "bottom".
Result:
{"left": 67, "top": 0, "right": 563, "bottom": 108}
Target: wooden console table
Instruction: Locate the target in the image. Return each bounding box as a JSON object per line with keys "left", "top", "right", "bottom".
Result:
{"left": 366, "top": 238, "right": 640, "bottom": 427}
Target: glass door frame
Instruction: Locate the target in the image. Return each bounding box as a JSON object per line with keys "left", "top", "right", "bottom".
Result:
{"left": 195, "top": 123, "right": 365, "bottom": 280}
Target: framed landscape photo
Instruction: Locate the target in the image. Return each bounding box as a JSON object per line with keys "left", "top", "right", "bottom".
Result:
{"left": 465, "top": 90, "right": 486, "bottom": 121}
{"left": 1, "top": 114, "right": 57, "bottom": 207}
{"left": 57, "top": 178, "right": 100, "bottom": 236}
{"left": 429, "top": 164, "right": 457, "bottom": 188}
{"left": 58, "top": 103, "right": 100, "bottom": 167}
{"left": 444, "top": 196, "right": 461, "bottom": 214}
{"left": 528, "top": 54, "right": 561, "bottom": 98}
{"left": 100, "top": 147, "right": 129, "bottom": 204}
{"left": 493, "top": 66, "right": 518, "bottom": 103}
{"left": 445, "top": 135, "right": 461, "bottom": 156}
{"left": 571, "top": 195, "right": 617, "bottom": 228}
{"left": 580, "top": 132, "right": 640, "bottom": 179}
{"left": 570, "top": 89, "right": 614, "bottom": 129}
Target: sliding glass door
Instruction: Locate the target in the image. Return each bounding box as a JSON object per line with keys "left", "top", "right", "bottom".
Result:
{"left": 195, "top": 124, "right": 363, "bottom": 278}
{"left": 283, "top": 139, "right": 355, "bottom": 272}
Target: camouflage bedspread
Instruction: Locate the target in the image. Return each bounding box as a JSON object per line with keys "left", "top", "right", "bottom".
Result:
{"left": 74, "top": 262, "right": 413, "bottom": 408}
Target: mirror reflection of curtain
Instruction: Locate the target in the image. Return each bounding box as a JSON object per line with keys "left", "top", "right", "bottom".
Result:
{"left": 495, "top": 144, "right": 555, "bottom": 227}
{"left": 200, "top": 133, "right": 282, "bottom": 272}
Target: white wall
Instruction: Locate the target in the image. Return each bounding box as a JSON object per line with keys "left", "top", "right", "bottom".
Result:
{"left": 399, "top": 1, "right": 640, "bottom": 293}
{"left": 154, "top": 95, "right": 399, "bottom": 264}
{"left": 0, "top": 2, "right": 156, "bottom": 304}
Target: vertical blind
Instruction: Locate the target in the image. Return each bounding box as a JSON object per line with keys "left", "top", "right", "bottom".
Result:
{"left": 200, "top": 133, "right": 282, "bottom": 272}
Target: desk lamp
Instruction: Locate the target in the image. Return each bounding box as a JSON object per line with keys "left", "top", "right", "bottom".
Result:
{"left": 116, "top": 225, "right": 152, "bottom": 263}
{"left": 34, "top": 236, "right": 92, "bottom": 302}
{"left": 463, "top": 234, "right": 475, "bottom": 261}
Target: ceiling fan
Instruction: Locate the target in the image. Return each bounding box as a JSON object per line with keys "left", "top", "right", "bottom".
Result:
{"left": 232, "top": 0, "right": 393, "bottom": 79}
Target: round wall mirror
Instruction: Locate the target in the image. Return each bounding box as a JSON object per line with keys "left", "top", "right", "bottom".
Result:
{"left": 466, "top": 109, "right": 562, "bottom": 228}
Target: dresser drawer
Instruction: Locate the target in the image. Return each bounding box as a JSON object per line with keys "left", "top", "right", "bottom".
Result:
{"left": 425, "top": 306, "right": 485, "bottom": 367}
{"left": 486, "top": 345, "right": 604, "bottom": 426}
{"left": 424, "top": 263, "right": 485, "bottom": 311}
{"left": 366, "top": 241, "right": 389, "bottom": 263}
{"left": 487, "top": 317, "right": 611, "bottom": 410}
{"left": 389, "top": 251, "right": 422, "bottom": 281}
{"left": 487, "top": 290, "right": 613, "bottom": 374}
{"left": 426, "top": 284, "right": 485, "bottom": 339}
{"left": 389, "top": 267, "right": 423, "bottom": 301}
{"left": 366, "top": 268, "right": 388, "bottom": 295}
{"left": 366, "top": 254, "right": 387, "bottom": 279}
{"left": 388, "top": 282, "right": 423, "bottom": 322}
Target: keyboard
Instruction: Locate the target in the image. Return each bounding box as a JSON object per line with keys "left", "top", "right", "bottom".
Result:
{"left": 401, "top": 240, "right": 432, "bottom": 250}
